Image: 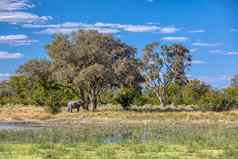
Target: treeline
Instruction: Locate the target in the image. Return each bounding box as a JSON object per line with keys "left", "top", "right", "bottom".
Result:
{"left": 0, "top": 30, "right": 238, "bottom": 112}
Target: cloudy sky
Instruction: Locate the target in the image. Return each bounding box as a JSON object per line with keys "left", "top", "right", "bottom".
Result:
{"left": 0, "top": 0, "right": 237, "bottom": 88}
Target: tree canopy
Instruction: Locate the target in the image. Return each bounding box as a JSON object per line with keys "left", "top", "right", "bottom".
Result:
{"left": 141, "top": 43, "right": 192, "bottom": 106}
{"left": 45, "top": 30, "right": 142, "bottom": 110}
{"left": 2, "top": 30, "right": 237, "bottom": 112}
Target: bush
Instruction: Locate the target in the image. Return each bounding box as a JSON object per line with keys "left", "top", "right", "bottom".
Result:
{"left": 133, "top": 95, "right": 147, "bottom": 106}
{"left": 114, "top": 87, "right": 140, "bottom": 110}
{"left": 31, "top": 82, "right": 47, "bottom": 106}
{"left": 199, "top": 91, "right": 237, "bottom": 111}
{"left": 99, "top": 89, "right": 117, "bottom": 105}
{"left": 46, "top": 92, "right": 62, "bottom": 114}
{"left": 167, "top": 83, "right": 183, "bottom": 105}
{"left": 223, "top": 87, "right": 238, "bottom": 108}
{"left": 182, "top": 80, "right": 210, "bottom": 105}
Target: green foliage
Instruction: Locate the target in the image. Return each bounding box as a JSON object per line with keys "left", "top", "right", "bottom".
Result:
{"left": 115, "top": 87, "right": 140, "bottom": 110}
{"left": 1, "top": 30, "right": 238, "bottom": 112}
{"left": 7, "top": 76, "right": 33, "bottom": 105}
{"left": 99, "top": 89, "right": 116, "bottom": 105}
{"left": 223, "top": 87, "right": 238, "bottom": 109}
{"left": 46, "top": 91, "right": 62, "bottom": 114}
{"left": 199, "top": 90, "right": 237, "bottom": 111}
{"left": 31, "top": 80, "right": 47, "bottom": 106}
{"left": 181, "top": 80, "right": 210, "bottom": 105}
{"left": 143, "top": 89, "right": 161, "bottom": 106}
{"left": 17, "top": 59, "right": 51, "bottom": 83}
{"left": 142, "top": 43, "right": 192, "bottom": 106}
{"left": 46, "top": 30, "right": 142, "bottom": 110}
{"left": 133, "top": 95, "right": 148, "bottom": 106}
{"left": 167, "top": 82, "right": 183, "bottom": 105}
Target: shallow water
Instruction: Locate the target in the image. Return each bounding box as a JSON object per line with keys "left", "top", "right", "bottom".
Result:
{"left": 0, "top": 124, "right": 21, "bottom": 130}
{"left": 0, "top": 123, "right": 37, "bottom": 130}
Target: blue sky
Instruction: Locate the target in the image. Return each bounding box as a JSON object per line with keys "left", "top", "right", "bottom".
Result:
{"left": 0, "top": 0, "right": 237, "bottom": 88}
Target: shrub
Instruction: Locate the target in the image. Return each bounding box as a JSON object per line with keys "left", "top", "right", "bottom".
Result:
{"left": 31, "top": 82, "right": 47, "bottom": 106}
{"left": 133, "top": 95, "right": 147, "bottom": 106}
{"left": 182, "top": 80, "right": 210, "bottom": 105}
{"left": 46, "top": 92, "right": 62, "bottom": 114}
{"left": 142, "top": 89, "right": 161, "bottom": 106}
{"left": 99, "top": 89, "right": 117, "bottom": 105}
{"left": 199, "top": 91, "right": 237, "bottom": 111}
{"left": 223, "top": 87, "right": 238, "bottom": 108}
{"left": 167, "top": 83, "right": 183, "bottom": 105}
{"left": 114, "top": 87, "right": 139, "bottom": 110}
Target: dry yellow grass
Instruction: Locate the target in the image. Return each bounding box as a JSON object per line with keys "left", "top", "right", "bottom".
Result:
{"left": 0, "top": 105, "right": 238, "bottom": 124}
{"left": 0, "top": 106, "right": 51, "bottom": 122}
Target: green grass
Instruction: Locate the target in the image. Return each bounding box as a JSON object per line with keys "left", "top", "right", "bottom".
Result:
{"left": 0, "top": 119, "right": 238, "bottom": 159}
{"left": 0, "top": 143, "right": 230, "bottom": 159}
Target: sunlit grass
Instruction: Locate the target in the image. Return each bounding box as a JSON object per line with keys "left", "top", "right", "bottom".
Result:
{"left": 1, "top": 105, "right": 238, "bottom": 122}
{"left": 0, "top": 142, "right": 235, "bottom": 159}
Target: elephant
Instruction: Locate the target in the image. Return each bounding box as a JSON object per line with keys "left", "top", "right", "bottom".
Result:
{"left": 67, "top": 100, "right": 83, "bottom": 112}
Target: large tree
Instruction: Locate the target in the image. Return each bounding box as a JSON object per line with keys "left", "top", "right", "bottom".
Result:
{"left": 16, "top": 59, "right": 55, "bottom": 105}
{"left": 17, "top": 59, "right": 51, "bottom": 84}
{"left": 142, "top": 43, "right": 192, "bottom": 106}
{"left": 46, "top": 30, "right": 141, "bottom": 111}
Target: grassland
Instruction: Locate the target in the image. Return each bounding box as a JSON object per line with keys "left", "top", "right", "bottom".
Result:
{"left": 0, "top": 105, "right": 238, "bottom": 159}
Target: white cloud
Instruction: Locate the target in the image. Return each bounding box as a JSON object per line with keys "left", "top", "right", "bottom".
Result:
{"left": 88, "top": 22, "right": 160, "bottom": 32}
{"left": 0, "top": 34, "right": 37, "bottom": 45}
{"left": 0, "top": 73, "right": 12, "bottom": 77}
{"left": 209, "top": 49, "right": 223, "bottom": 54}
{"left": 122, "top": 25, "right": 159, "bottom": 32}
{"left": 188, "top": 30, "right": 205, "bottom": 33}
{"left": 192, "top": 60, "right": 207, "bottom": 64}
{"left": 0, "top": 0, "right": 34, "bottom": 11}
{"left": 191, "top": 75, "right": 231, "bottom": 84}
{"left": 225, "top": 51, "right": 238, "bottom": 56}
{"left": 0, "top": 0, "right": 51, "bottom": 24}
{"left": 0, "top": 51, "right": 23, "bottom": 59}
{"left": 0, "top": 73, "right": 12, "bottom": 81}
{"left": 231, "top": 28, "right": 238, "bottom": 32}
{"left": 83, "top": 27, "right": 120, "bottom": 34}
{"left": 0, "top": 12, "right": 52, "bottom": 24}
{"left": 38, "top": 28, "right": 79, "bottom": 35}
{"left": 37, "top": 27, "right": 120, "bottom": 35}
{"left": 159, "top": 26, "right": 179, "bottom": 34}
{"left": 147, "top": 22, "right": 160, "bottom": 25}
{"left": 192, "top": 42, "right": 222, "bottom": 47}
{"left": 208, "top": 50, "right": 238, "bottom": 56}
{"left": 190, "top": 48, "right": 198, "bottom": 53}
{"left": 26, "top": 22, "right": 160, "bottom": 34}
{"left": 23, "top": 22, "right": 82, "bottom": 28}
{"left": 162, "top": 37, "right": 189, "bottom": 42}
{"left": 189, "top": 74, "right": 231, "bottom": 88}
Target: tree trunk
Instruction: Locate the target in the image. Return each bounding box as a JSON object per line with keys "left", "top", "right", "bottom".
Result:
{"left": 88, "top": 82, "right": 97, "bottom": 111}
{"left": 156, "top": 87, "right": 168, "bottom": 107}
{"left": 79, "top": 81, "right": 88, "bottom": 110}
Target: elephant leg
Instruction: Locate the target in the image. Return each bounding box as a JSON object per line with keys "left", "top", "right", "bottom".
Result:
{"left": 77, "top": 106, "right": 80, "bottom": 112}
{"left": 69, "top": 106, "right": 73, "bottom": 113}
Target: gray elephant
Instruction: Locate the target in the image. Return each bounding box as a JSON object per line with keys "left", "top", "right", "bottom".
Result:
{"left": 67, "top": 100, "right": 83, "bottom": 112}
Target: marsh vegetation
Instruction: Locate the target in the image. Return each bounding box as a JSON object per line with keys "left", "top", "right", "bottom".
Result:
{"left": 0, "top": 106, "right": 238, "bottom": 159}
